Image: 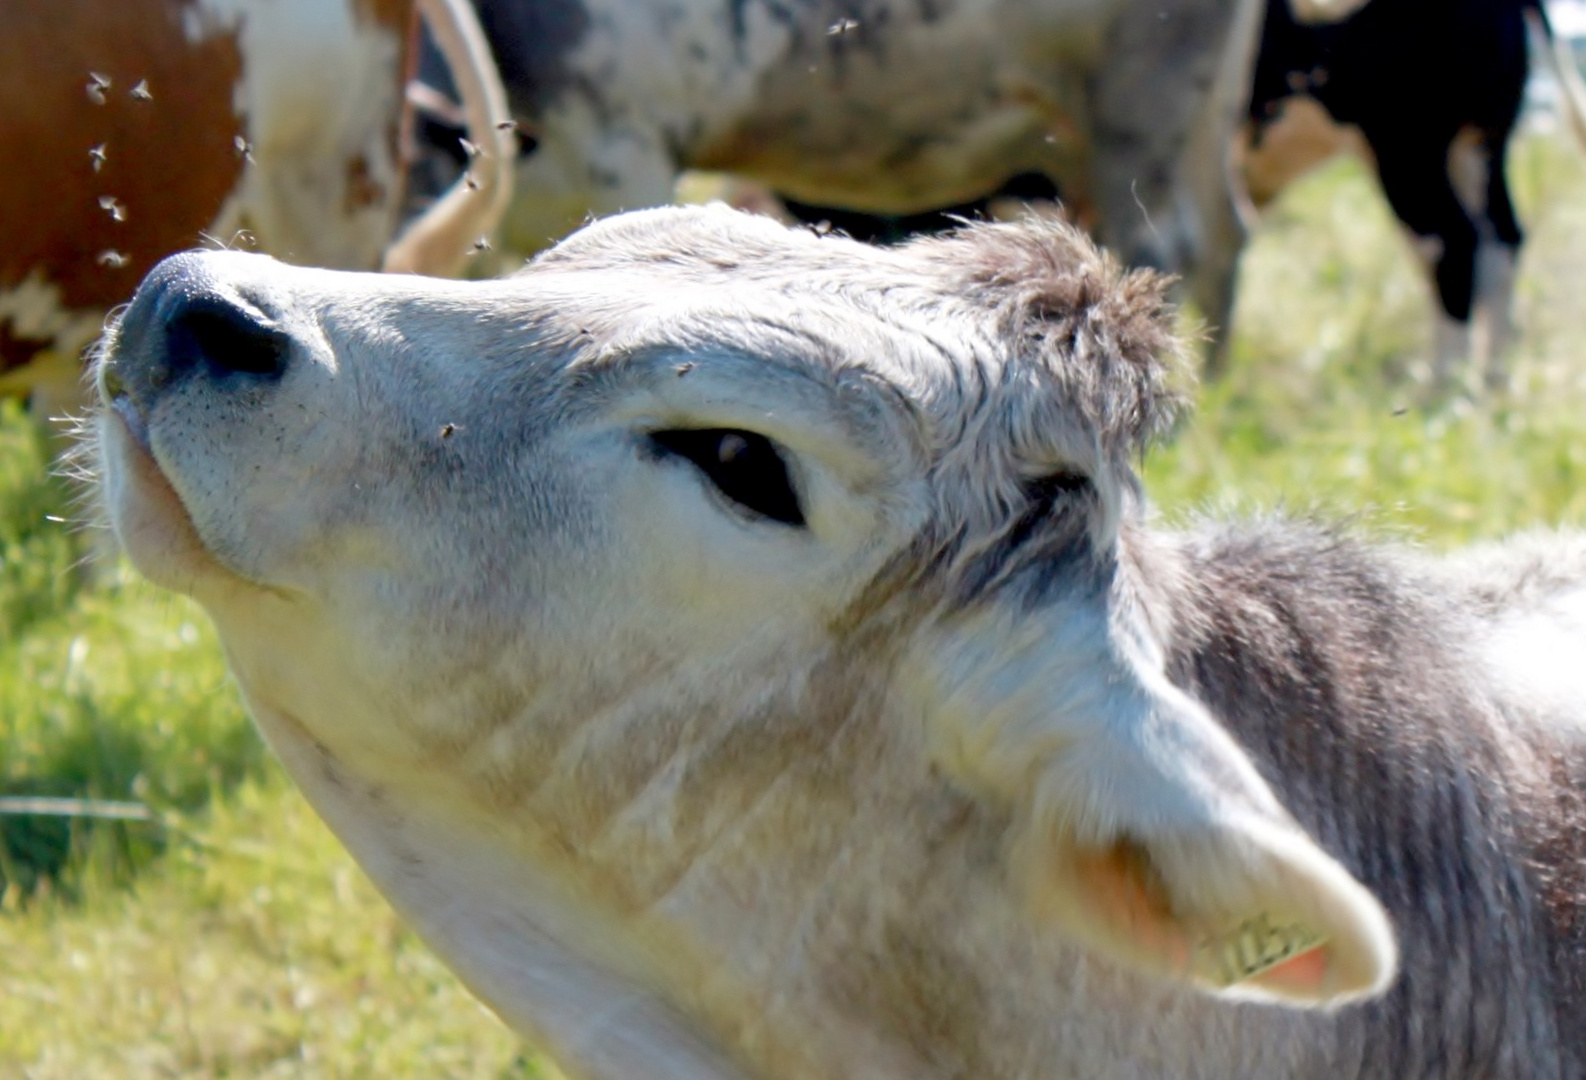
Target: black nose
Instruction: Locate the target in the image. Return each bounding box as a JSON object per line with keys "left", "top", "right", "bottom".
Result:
{"left": 163, "top": 294, "right": 289, "bottom": 381}
{"left": 106, "top": 252, "right": 292, "bottom": 409}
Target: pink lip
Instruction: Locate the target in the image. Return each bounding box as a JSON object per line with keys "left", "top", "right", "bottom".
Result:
{"left": 100, "top": 403, "right": 221, "bottom": 592}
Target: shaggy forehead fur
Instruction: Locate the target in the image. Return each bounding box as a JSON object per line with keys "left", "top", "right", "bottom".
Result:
{"left": 540, "top": 207, "right": 1188, "bottom": 525}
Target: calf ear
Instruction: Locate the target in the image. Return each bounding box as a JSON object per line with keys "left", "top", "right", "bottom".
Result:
{"left": 913, "top": 603, "right": 1397, "bottom": 1006}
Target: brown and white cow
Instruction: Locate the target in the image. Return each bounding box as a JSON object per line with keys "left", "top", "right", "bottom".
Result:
{"left": 0, "top": 0, "right": 512, "bottom": 416}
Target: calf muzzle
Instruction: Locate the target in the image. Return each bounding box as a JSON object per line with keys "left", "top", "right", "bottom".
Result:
{"left": 102, "top": 252, "right": 291, "bottom": 414}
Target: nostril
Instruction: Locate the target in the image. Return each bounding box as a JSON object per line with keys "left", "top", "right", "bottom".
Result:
{"left": 164, "top": 297, "right": 289, "bottom": 381}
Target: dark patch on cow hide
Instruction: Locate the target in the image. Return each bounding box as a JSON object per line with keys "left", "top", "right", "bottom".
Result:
{"left": 0, "top": 324, "right": 53, "bottom": 378}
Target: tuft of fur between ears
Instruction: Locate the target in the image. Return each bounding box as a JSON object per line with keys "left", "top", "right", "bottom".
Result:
{"left": 922, "top": 217, "right": 1194, "bottom": 462}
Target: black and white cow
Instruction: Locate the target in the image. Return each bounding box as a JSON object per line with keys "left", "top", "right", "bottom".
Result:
{"left": 1238, "top": 0, "right": 1586, "bottom": 391}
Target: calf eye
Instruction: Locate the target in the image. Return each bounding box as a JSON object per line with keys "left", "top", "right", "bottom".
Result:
{"left": 648, "top": 428, "right": 806, "bottom": 527}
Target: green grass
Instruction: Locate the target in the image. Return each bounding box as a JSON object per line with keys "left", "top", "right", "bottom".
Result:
{"left": 5, "top": 133, "right": 1586, "bottom": 1077}
{"left": 0, "top": 407, "right": 265, "bottom": 900}
{"left": 0, "top": 779, "right": 536, "bottom": 1079}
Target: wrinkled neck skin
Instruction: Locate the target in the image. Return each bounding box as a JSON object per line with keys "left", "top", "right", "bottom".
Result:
{"left": 207, "top": 583, "right": 944, "bottom": 1080}
{"left": 210, "top": 585, "right": 764, "bottom": 1079}
{"left": 187, "top": 516, "right": 1377, "bottom": 1080}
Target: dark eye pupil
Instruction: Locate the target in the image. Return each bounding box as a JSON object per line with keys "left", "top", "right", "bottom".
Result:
{"left": 649, "top": 428, "right": 806, "bottom": 527}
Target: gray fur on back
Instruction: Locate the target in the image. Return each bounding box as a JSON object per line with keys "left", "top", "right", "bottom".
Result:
{"left": 1149, "top": 520, "right": 1586, "bottom": 1076}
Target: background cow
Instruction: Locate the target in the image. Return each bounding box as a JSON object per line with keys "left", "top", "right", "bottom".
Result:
{"left": 708, "top": 0, "right": 1586, "bottom": 391}
{"left": 415, "top": 0, "right": 1586, "bottom": 388}
{"left": 1236, "top": 0, "right": 1586, "bottom": 391}
{"left": 407, "top": 0, "right": 1267, "bottom": 364}
{"left": 0, "top": 0, "right": 513, "bottom": 419}
{"left": 97, "top": 205, "right": 1586, "bottom": 1078}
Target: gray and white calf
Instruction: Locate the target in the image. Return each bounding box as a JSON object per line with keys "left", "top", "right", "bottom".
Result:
{"left": 97, "top": 206, "right": 1586, "bottom": 1079}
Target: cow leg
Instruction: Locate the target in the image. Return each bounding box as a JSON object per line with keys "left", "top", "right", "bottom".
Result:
{"left": 1372, "top": 137, "right": 1481, "bottom": 398}
{"left": 1089, "top": 136, "right": 1243, "bottom": 373}
{"left": 1186, "top": 201, "right": 1245, "bottom": 379}
{"left": 1474, "top": 243, "right": 1519, "bottom": 392}
{"left": 1179, "top": 79, "right": 1250, "bottom": 379}
{"left": 1474, "top": 132, "right": 1523, "bottom": 393}
{"left": 1086, "top": 0, "right": 1263, "bottom": 376}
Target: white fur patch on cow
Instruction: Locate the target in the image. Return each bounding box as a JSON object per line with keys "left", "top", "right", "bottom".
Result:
{"left": 186, "top": 0, "right": 407, "bottom": 267}
{"left": 1481, "top": 585, "right": 1586, "bottom": 736}
{"left": 0, "top": 273, "right": 104, "bottom": 358}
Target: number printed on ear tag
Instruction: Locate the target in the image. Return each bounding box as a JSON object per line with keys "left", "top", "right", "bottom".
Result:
{"left": 1195, "top": 913, "right": 1329, "bottom": 987}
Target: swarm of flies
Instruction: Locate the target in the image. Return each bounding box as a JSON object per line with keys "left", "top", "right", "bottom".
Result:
{"left": 86, "top": 71, "right": 155, "bottom": 267}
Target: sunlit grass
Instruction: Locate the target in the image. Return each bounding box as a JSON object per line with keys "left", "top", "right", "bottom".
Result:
{"left": 0, "top": 777, "right": 535, "bottom": 1079}
{"left": 4, "top": 132, "right": 1586, "bottom": 1077}
{"left": 0, "top": 404, "right": 264, "bottom": 900}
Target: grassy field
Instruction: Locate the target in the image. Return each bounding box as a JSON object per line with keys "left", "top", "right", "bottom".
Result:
{"left": 4, "top": 132, "right": 1586, "bottom": 1078}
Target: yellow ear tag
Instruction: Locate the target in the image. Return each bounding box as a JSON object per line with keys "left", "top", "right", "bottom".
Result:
{"left": 1194, "top": 913, "right": 1330, "bottom": 991}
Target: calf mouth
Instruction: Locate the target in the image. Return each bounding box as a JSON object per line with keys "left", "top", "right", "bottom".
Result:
{"left": 94, "top": 358, "right": 223, "bottom": 593}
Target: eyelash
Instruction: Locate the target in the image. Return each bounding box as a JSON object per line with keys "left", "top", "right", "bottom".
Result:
{"left": 647, "top": 428, "right": 806, "bottom": 528}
